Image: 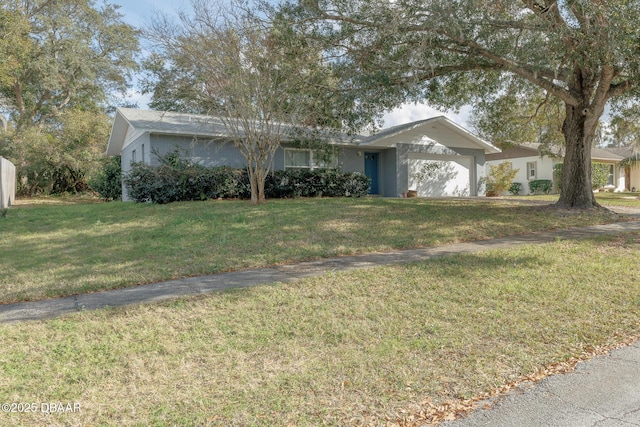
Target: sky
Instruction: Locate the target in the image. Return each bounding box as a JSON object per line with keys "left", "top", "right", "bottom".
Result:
{"left": 112, "top": 0, "right": 473, "bottom": 130}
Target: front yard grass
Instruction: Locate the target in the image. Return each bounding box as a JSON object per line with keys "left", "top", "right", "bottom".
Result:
{"left": 505, "top": 191, "right": 640, "bottom": 208}
{"left": 1, "top": 233, "right": 639, "bottom": 426}
{"left": 0, "top": 197, "right": 631, "bottom": 303}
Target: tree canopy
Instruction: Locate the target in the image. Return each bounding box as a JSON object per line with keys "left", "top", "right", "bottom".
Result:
{"left": 145, "top": 0, "right": 343, "bottom": 203}
{"left": 0, "top": 0, "right": 140, "bottom": 130}
{"left": 285, "top": 0, "right": 640, "bottom": 208}
{"left": 0, "top": 0, "right": 140, "bottom": 195}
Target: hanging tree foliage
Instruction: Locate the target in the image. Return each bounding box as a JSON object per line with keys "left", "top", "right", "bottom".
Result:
{"left": 146, "top": 0, "right": 344, "bottom": 204}
{"left": 0, "top": 0, "right": 139, "bottom": 194}
{"left": 285, "top": 0, "right": 640, "bottom": 209}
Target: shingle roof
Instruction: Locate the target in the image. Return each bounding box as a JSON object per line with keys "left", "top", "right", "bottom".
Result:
{"left": 107, "top": 108, "right": 499, "bottom": 156}
{"left": 490, "top": 142, "right": 625, "bottom": 162}
{"left": 115, "top": 108, "right": 239, "bottom": 137}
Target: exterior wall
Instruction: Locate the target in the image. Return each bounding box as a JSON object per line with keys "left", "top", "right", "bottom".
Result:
{"left": 276, "top": 145, "right": 400, "bottom": 197}
{"left": 338, "top": 147, "right": 364, "bottom": 173}
{"left": 0, "top": 156, "right": 16, "bottom": 208}
{"left": 487, "top": 155, "right": 559, "bottom": 195}
{"left": 630, "top": 164, "right": 640, "bottom": 192}
{"left": 396, "top": 142, "right": 486, "bottom": 197}
{"left": 121, "top": 132, "right": 150, "bottom": 171}
{"left": 149, "top": 134, "right": 246, "bottom": 169}
{"left": 475, "top": 152, "right": 488, "bottom": 196}
{"left": 273, "top": 146, "right": 285, "bottom": 170}
{"left": 380, "top": 148, "right": 397, "bottom": 197}
{"left": 120, "top": 132, "right": 150, "bottom": 201}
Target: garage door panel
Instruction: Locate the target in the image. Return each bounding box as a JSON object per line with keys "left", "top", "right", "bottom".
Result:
{"left": 409, "top": 158, "right": 471, "bottom": 197}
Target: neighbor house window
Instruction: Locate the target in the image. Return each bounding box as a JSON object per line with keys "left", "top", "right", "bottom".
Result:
{"left": 284, "top": 148, "right": 337, "bottom": 170}
{"left": 131, "top": 149, "right": 136, "bottom": 163}
{"left": 141, "top": 144, "right": 145, "bottom": 164}
{"left": 526, "top": 161, "right": 537, "bottom": 180}
{"left": 607, "top": 164, "right": 614, "bottom": 186}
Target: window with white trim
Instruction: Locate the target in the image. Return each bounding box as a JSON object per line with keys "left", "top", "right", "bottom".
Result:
{"left": 284, "top": 148, "right": 336, "bottom": 170}
{"left": 607, "top": 164, "right": 614, "bottom": 186}
{"left": 131, "top": 149, "right": 137, "bottom": 163}
{"left": 526, "top": 161, "right": 537, "bottom": 180}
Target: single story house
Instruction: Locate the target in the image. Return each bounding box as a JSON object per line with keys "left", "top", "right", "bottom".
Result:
{"left": 486, "top": 142, "right": 637, "bottom": 194}
{"left": 106, "top": 108, "right": 500, "bottom": 200}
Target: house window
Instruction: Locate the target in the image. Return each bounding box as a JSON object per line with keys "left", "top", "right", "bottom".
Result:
{"left": 284, "top": 148, "right": 336, "bottom": 170}
{"left": 141, "top": 144, "right": 145, "bottom": 164}
{"left": 607, "top": 164, "right": 614, "bottom": 186}
{"left": 526, "top": 161, "right": 537, "bottom": 180}
{"left": 131, "top": 149, "right": 136, "bottom": 163}
{"left": 285, "top": 149, "right": 311, "bottom": 169}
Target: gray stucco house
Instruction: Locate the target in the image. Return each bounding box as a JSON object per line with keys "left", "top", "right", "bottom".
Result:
{"left": 106, "top": 108, "right": 500, "bottom": 200}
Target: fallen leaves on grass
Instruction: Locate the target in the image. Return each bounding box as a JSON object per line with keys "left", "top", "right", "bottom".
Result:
{"left": 388, "top": 334, "right": 640, "bottom": 427}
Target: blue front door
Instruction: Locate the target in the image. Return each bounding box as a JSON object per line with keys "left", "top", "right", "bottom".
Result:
{"left": 364, "top": 152, "right": 379, "bottom": 194}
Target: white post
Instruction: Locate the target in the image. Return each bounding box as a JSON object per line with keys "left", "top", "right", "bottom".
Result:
{"left": 0, "top": 156, "right": 16, "bottom": 208}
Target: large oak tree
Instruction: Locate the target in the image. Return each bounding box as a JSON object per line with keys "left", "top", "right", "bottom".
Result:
{"left": 0, "top": 0, "right": 139, "bottom": 194}
{"left": 288, "top": 0, "right": 640, "bottom": 209}
{"left": 0, "top": 0, "right": 139, "bottom": 130}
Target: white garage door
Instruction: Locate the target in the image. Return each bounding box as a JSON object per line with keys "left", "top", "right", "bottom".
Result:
{"left": 408, "top": 154, "right": 473, "bottom": 197}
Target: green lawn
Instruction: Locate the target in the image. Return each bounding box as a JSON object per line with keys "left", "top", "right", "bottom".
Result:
{"left": 0, "top": 196, "right": 631, "bottom": 303}
{"left": 505, "top": 191, "right": 640, "bottom": 208}
{"left": 1, "top": 233, "right": 639, "bottom": 426}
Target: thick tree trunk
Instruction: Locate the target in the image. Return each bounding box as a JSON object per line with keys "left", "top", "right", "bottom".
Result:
{"left": 556, "top": 104, "right": 599, "bottom": 209}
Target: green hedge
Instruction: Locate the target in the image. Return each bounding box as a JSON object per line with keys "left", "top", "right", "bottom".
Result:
{"left": 508, "top": 182, "right": 522, "bottom": 195}
{"left": 528, "top": 179, "right": 553, "bottom": 194}
{"left": 89, "top": 156, "right": 122, "bottom": 201}
{"left": 123, "top": 151, "right": 370, "bottom": 203}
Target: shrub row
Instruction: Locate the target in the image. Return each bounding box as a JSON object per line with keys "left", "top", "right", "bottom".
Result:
{"left": 123, "top": 151, "right": 370, "bottom": 203}
{"left": 528, "top": 179, "right": 553, "bottom": 194}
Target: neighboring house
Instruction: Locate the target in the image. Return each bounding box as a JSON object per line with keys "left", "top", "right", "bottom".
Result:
{"left": 605, "top": 146, "right": 640, "bottom": 192}
{"left": 0, "top": 156, "right": 16, "bottom": 209}
{"left": 106, "top": 108, "right": 500, "bottom": 200}
{"left": 486, "top": 143, "right": 630, "bottom": 195}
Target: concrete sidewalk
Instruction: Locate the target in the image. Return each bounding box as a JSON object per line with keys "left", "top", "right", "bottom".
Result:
{"left": 440, "top": 339, "right": 640, "bottom": 427}
{"left": 2, "top": 219, "right": 640, "bottom": 324}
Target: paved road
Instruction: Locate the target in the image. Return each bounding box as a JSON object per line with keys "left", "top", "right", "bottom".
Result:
{"left": 440, "top": 340, "right": 640, "bottom": 427}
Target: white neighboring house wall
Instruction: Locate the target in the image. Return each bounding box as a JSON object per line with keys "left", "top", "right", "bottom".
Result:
{"left": 0, "top": 156, "right": 16, "bottom": 208}
{"left": 486, "top": 143, "right": 627, "bottom": 195}
{"left": 493, "top": 155, "right": 560, "bottom": 195}
{"left": 486, "top": 155, "right": 559, "bottom": 195}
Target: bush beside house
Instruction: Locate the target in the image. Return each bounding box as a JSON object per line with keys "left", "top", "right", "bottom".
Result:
{"left": 485, "top": 162, "right": 519, "bottom": 197}
{"left": 528, "top": 179, "right": 553, "bottom": 194}
{"left": 123, "top": 151, "right": 370, "bottom": 204}
{"left": 90, "top": 156, "right": 122, "bottom": 200}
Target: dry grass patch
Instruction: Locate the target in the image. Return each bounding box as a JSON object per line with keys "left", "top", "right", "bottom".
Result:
{"left": 1, "top": 233, "right": 639, "bottom": 426}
